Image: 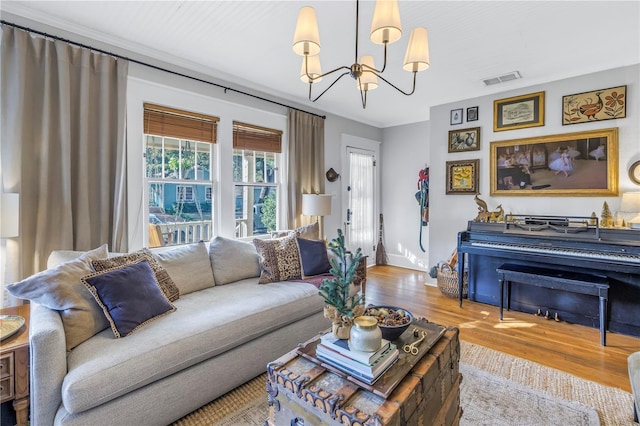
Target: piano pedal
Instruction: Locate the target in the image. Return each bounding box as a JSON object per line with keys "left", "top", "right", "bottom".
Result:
{"left": 554, "top": 313, "right": 560, "bottom": 322}
{"left": 544, "top": 310, "right": 551, "bottom": 320}
{"left": 534, "top": 308, "right": 542, "bottom": 317}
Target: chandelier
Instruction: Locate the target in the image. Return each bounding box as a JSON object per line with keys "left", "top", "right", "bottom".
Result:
{"left": 292, "top": 0, "right": 430, "bottom": 109}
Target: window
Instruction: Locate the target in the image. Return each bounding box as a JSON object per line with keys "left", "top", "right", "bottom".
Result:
{"left": 233, "top": 121, "right": 283, "bottom": 238}
{"left": 176, "top": 185, "right": 194, "bottom": 202}
{"left": 144, "top": 104, "right": 218, "bottom": 246}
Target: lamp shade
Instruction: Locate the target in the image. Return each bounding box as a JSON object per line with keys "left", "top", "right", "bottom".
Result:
{"left": 403, "top": 27, "right": 430, "bottom": 72}
{"left": 621, "top": 192, "right": 640, "bottom": 229}
{"left": 293, "top": 6, "right": 321, "bottom": 56}
{"left": 302, "top": 194, "right": 332, "bottom": 216}
{"left": 1, "top": 193, "right": 19, "bottom": 238}
{"left": 370, "top": 0, "right": 402, "bottom": 45}
{"left": 300, "top": 55, "right": 323, "bottom": 83}
{"left": 358, "top": 55, "right": 379, "bottom": 91}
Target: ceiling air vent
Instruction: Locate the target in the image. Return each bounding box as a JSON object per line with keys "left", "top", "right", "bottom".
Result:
{"left": 482, "top": 71, "right": 522, "bottom": 86}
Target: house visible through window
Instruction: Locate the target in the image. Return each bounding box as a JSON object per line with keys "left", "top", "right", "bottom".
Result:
{"left": 233, "top": 121, "right": 283, "bottom": 238}
{"left": 144, "top": 104, "right": 218, "bottom": 247}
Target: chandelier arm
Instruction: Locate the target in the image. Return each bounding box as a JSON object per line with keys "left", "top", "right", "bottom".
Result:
{"left": 309, "top": 71, "right": 351, "bottom": 102}
{"left": 375, "top": 71, "right": 418, "bottom": 96}
{"left": 359, "top": 87, "right": 367, "bottom": 109}
{"left": 304, "top": 56, "right": 352, "bottom": 82}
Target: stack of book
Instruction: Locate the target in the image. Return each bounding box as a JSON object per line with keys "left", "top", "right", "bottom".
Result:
{"left": 316, "top": 333, "right": 399, "bottom": 384}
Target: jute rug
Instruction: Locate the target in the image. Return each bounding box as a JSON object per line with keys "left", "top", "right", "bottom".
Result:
{"left": 173, "top": 341, "right": 634, "bottom": 425}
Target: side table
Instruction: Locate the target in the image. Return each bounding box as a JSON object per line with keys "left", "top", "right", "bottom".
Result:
{"left": 1, "top": 304, "right": 30, "bottom": 426}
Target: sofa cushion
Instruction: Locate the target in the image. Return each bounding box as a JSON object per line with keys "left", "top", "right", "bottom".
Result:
{"left": 91, "top": 248, "right": 179, "bottom": 302}
{"left": 297, "top": 238, "right": 331, "bottom": 277}
{"left": 6, "top": 244, "right": 109, "bottom": 351}
{"left": 254, "top": 234, "right": 302, "bottom": 284}
{"left": 271, "top": 222, "right": 319, "bottom": 240}
{"left": 82, "top": 260, "right": 176, "bottom": 338}
{"left": 151, "top": 242, "right": 215, "bottom": 294}
{"left": 208, "top": 236, "right": 260, "bottom": 285}
{"left": 61, "top": 278, "right": 325, "bottom": 414}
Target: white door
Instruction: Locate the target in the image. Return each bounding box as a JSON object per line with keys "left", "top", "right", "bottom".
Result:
{"left": 345, "top": 147, "right": 377, "bottom": 259}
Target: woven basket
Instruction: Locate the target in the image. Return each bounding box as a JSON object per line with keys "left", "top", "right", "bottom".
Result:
{"left": 436, "top": 265, "right": 468, "bottom": 299}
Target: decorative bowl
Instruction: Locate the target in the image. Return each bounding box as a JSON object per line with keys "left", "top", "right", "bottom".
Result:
{"left": 363, "top": 305, "right": 413, "bottom": 341}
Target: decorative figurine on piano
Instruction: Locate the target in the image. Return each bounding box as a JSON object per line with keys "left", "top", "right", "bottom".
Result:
{"left": 473, "top": 194, "right": 504, "bottom": 223}
{"left": 601, "top": 201, "right": 614, "bottom": 228}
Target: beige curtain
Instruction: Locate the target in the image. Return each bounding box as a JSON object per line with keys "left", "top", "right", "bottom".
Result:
{"left": 1, "top": 26, "right": 128, "bottom": 284}
{"left": 287, "top": 109, "right": 325, "bottom": 229}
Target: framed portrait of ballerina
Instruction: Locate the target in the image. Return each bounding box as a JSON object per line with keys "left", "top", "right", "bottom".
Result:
{"left": 490, "top": 127, "right": 618, "bottom": 196}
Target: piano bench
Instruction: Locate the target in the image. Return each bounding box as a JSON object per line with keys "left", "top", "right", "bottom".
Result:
{"left": 496, "top": 263, "right": 609, "bottom": 346}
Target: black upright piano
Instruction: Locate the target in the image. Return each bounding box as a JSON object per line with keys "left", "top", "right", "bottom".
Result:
{"left": 457, "top": 215, "right": 640, "bottom": 337}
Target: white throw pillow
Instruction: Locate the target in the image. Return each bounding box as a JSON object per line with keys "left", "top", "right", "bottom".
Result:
{"left": 151, "top": 242, "right": 215, "bottom": 295}
{"left": 208, "top": 236, "right": 261, "bottom": 285}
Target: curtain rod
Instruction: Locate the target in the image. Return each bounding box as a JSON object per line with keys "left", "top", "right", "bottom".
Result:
{"left": 1, "top": 20, "right": 327, "bottom": 120}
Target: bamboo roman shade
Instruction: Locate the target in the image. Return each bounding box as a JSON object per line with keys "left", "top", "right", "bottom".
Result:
{"left": 233, "top": 121, "right": 283, "bottom": 153}
{"left": 144, "top": 103, "right": 219, "bottom": 144}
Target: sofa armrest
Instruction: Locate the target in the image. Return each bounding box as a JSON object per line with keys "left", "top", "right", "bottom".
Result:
{"left": 30, "top": 303, "right": 67, "bottom": 426}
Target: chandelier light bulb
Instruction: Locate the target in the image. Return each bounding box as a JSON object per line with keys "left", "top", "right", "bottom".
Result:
{"left": 403, "top": 27, "right": 430, "bottom": 72}
{"left": 370, "top": 0, "right": 402, "bottom": 45}
{"left": 358, "top": 56, "right": 379, "bottom": 91}
{"left": 300, "top": 55, "right": 323, "bottom": 83}
{"left": 293, "top": 6, "right": 321, "bottom": 56}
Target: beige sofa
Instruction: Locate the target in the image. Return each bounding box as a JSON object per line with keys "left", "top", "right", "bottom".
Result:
{"left": 10, "top": 234, "right": 342, "bottom": 426}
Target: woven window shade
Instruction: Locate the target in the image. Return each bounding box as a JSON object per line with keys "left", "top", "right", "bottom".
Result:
{"left": 233, "top": 121, "right": 282, "bottom": 153}
{"left": 144, "top": 103, "right": 219, "bottom": 143}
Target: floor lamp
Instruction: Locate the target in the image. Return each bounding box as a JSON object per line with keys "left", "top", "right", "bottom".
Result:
{"left": 302, "top": 194, "right": 332, "bottom": 240}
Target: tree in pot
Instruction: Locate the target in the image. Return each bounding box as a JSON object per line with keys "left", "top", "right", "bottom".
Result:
{"left": 319, "top": 229, "right": 365, "bottom": 339}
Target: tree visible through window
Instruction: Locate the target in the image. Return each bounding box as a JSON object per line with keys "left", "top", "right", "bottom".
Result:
{"left": 144, "top": 104, "right": 218, "bottom": 247}
{"left": 233, "top": 121, "right": 282, "bottom": 238}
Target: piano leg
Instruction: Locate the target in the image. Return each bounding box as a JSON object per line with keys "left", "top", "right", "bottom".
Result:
{"left": 458, "top": 252, "right": 465, "bottom": 308}
{"left": 499, "top": 273, "right": 504, "bottom": 320}
{"left": 599, "top": 293, "right": 607, "bottom": 346}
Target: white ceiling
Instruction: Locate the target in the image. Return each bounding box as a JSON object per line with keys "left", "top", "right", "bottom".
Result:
{"left": 2, "top": 1, "right": 639, "bottom": 128}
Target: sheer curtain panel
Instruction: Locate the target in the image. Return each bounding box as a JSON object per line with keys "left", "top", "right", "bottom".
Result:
{"left": 1, "top": 26, "right": 128, "bottom": 284}
{"left": 287, "top": 109, "right": 325, "bottom": 229}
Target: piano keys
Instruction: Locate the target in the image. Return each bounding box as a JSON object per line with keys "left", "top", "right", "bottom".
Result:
{"left": 457, "top": 216, "right": 640, "bottom": 338}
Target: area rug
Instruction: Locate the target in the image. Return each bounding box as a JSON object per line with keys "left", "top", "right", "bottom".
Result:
{"left": 173, "top": 341, "right": 634, "bottom": 425}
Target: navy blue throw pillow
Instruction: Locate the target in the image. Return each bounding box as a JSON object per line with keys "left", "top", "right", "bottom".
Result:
{"left": 297, "top": 238, "right": 332, "bottom": 277}
{"left": 82, "top": 260, "right": 176, "bottom": 338}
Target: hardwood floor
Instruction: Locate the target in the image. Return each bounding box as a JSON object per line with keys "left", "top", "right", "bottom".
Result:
{"left": 364, "top": 265, "right": 640, "bottom": 393}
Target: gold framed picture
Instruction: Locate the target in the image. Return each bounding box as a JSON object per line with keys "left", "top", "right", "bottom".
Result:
{"left": 446, "top": 159, "right": 479, "bottom": 194}
{"left": 562, "top": 85, "right": 626, "bottom": 125}
{"left": 490, "top": 127, "right": 618, "bottom": 196}
{"left": 448, "top": 127, "right": 480, "bottom": 153}
{"left": 493, "top": 91, "right": 545, "bottom": 132}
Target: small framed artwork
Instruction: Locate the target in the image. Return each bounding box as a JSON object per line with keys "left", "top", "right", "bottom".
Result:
{"left": 448, "top": 127, "right": 480, "bottom": 153}
{"left": 446, "top": 159, "right": 479, "bottom": 194}
{"left": 466, "top": 106, "right": 478, "bottom": 122}
{"left": 450, "top": 108, "right": 463, "bottom": 125}
{"left": 493, "top": 91, "right": 545, "bottom": 132}
{"left": 562, "top": 85, "right": 626, "bottom": 125}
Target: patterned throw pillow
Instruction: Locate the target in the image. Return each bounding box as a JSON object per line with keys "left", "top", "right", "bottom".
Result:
{"left": 82, "top": 260, "right": 176, "bottom": 338}
{"left": 270, "top": 222, "right": 320, "bottom": 240}
{"left": 91, "top": 248, "right": 180, "bottom": 302}
{"left": 253, "top": 233, "right": 302, "bottom": 284}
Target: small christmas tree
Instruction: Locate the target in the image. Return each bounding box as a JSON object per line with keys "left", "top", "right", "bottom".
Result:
{"left": 601, "top": 202, "right": 613, "bottom": 228}
{"left": 319, "top": 229, "right": 365, "bottom": 338}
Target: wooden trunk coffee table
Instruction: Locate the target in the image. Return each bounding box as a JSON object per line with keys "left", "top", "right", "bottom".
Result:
{"left": 266, "top": 322, "right": 461, "bottom": 426}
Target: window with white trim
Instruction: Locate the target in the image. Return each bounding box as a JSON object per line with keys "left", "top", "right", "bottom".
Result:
{"left": 233, "top": 121, "right": 282, "bottom": 238}
{"left": 144, "top": 104, "right": 218, "bottom": 246}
